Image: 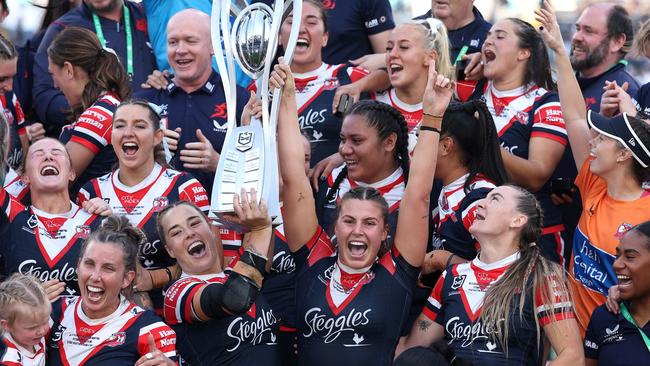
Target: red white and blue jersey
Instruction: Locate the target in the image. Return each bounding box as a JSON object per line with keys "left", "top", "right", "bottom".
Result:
{"left": 292, "top": 63, "right": 367, "bottom": 165}
{"left": 372, "top": 88, "right": 422, "bottom": 152}
{"left": 2, "top": 92, "right": 26, "bottom": 171}
{"left": 423, "top": 253, "right": 574, "bottom": 365}
{"left": 78, "top": 164, "right": 209, "bottom": 310}
{"left": 584, "top": 304, "right": 649, "bottom": 365}
{"left": 59, "top": 93, "right": 120, "bottom": 192}
{"left": 315, "top": 165, "right": 405, "bottom": 246}
{"left": 0, "top": 187, "right": 102, "bottom": 296}
{"left": 292, "top": 227, "right": 419, "bottom": 365}
{"left": 261, "top": 224, "right": 298, "bottom": 328}
{"left": 163, "top": 272, "right": 279, "bottom": 366}
{"left": 432, "top": 174, "right": 495, "bottom": 261}
{"left": 47, "top": 297, "right": 177, "bottom": 366}
{"left": 3, "top": 168, "right": 30, "bottom": 206}
{"left": 1, "top": 333, "right": 46, "bottom": 366}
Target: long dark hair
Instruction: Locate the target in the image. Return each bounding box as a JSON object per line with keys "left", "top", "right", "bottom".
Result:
{"left": 324, "top": 100, "right": 410, "bottom": 206}
{"left": 507, "top": 18, "right": 555, "bottom": 91}
{"left": 48, "top": 27, "right": 131, "bottom": 120}
{"left": 441, "top": 100, "right": 509, "bottom": 191}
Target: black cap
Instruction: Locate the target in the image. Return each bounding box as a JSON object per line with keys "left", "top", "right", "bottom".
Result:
{"left": 587, "top": 110, "right": 650, "bottom": 168}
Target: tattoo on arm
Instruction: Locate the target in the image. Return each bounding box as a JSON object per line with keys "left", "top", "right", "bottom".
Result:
{"left": 298, "top": 192, "right": 305, "bottom": 202}
{"left": 418, "top": 319, "right": 432, "bottom": 332}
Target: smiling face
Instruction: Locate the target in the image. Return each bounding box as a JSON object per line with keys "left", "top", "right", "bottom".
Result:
{"left": 160, "top": 204, "right": 221, "bottom": 275}
{"left": 339, "top": 114, "right": 397, "bottom": 184}
{"left": 431, "top": 0, "right": 474, "bottom": 23}
{"left": 167, "top": 10, "right": 213, "bottom": 89}
{"left": 23, "top": 138, "right": 75, "bottom": 193}
{"left": 280, "top": 1, "right": 327, "bottom": 71}
{"left": 48, "top": 57, "right": 86, "bottom": 106}
{"left": 570, "top": 5, "right": 611, "bottom": 72}
{"left": 588, "top": 133, "right": 630, "bottom": 177}
{"left": 77, "top": 240, "right": 134, "bottom": 319}
{"left": 111, "top": 104, "right": 162, "bottom": 172}
{"left": 0, "top": 303, "right": 51, "bottom": 350}
{"left": 481, "top": 19, "right": 530, "bottom": 83}
{"left": 614, "top": 230, "right": 650, "bottom": 301}
{"left": 469, "top": 186, "right": 527, "bottom": 239}
{"left": 386, "top": 24, "right": 430, "bottom": 90}
{"left": 335, "top": 198, "right": 388, "bottom": 269}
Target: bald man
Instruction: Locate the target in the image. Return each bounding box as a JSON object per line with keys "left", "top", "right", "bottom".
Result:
{"left": 137, "top": 9, "right": 248, "bottom": 194}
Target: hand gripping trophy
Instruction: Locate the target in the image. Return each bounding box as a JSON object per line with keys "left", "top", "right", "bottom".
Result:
{"left": 209, "top": 0, "right": 302, "bottom": 219}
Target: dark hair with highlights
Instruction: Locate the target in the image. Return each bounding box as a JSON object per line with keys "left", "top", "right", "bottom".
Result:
{"left": 48, "top": 27, "right": 131, "bottom": 120}
{"left": 507, "top": 18, "right": 555, "bottom": 91}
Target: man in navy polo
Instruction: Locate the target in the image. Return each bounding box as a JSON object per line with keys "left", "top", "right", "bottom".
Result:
{"left": 32, "top": 0, "right": 156, "bottom": 134}
{"left": 571, "top": 3, "right": 639, "bottom": 112}
{"left": 137, "top": 8, "right": 248, "bottom": 194}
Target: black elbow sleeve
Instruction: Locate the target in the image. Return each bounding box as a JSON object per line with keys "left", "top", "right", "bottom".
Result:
{"left": 199, "top": 273, "right": 260, "bottom": 318}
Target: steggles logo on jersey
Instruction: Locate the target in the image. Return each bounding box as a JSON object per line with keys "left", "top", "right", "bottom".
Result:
{"left": 298, "top": 108, "right": 327, "bottom": 135}
{"left": 226, "top": 308, "right": 277, "bottom": 352}
{"left": 445, "top": 316, "right": 503, "bottom": 349}
{"left": 303, "top": 307, "right": 372, "bottom": 344}
{"left": 272, "top": 251, "right": 296, "bottom": 274}
{"left": 139, "top": 239, "right": 161, "bottom": 259}
{"left": 19, "top": 259, "right": 77, "bottom": 285}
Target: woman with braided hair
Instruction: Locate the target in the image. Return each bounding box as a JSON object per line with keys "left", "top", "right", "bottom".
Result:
{"left": 399, "top": 185, "right": 584, "bottom": 365}
{"left": 422, "top": 99, "right": 508, "bottom": 274}
{"left": 273, "top": 54, "right": 451, "bottom": 365}
{"left": 314, "top": 99, "right": 412, "bottom": 248}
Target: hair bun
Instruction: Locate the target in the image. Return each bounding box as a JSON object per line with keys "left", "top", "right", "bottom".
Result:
{"left": 101, "top": 215, "right": 145, "bottom": 246}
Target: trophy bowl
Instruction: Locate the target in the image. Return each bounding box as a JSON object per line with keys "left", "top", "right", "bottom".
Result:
{"left": 232, "top": 6, "right": 275, "bottom": 80}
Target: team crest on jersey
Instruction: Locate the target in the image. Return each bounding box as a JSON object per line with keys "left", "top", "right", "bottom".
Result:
{"left": 322, "top": 0, "right": 335, "bottom": 9}
{"left": 27, "top": 214, "right": 38, "bottom": 229}
{"left": 451, "top": 274, "right": 466, "bottom": 290}
{"left": 614, "top": 222, "right": 633, "bottom": 239}
{"left": 323, "top": 78, "right": 339, "bottom": 90}
{"left": 106, "top": 332, "right": 126, "bottom": 347}
{"left": 75, "top": 225, "right": 92, "bottom": 239}
{"left": 236, "top": 131, "right": 254, "bottom": 152}
{"left": 515, "top": 111, "right": 528, "bottom": 125}
{"left": 153, "top": 197, "right": 169, "bottom": 212}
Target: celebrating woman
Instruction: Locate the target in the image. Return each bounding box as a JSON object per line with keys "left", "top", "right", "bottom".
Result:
{"left": 158, "top": 195, "right": 279, "bottom": 365}
{"left": 536, "top": 0, "right": 650, "bottom": 332}
{"left": 46, "top": 215, "right": 177, "bottom": 366}
{"left": 399, "top": 185, "right": 584, "bottom": 365}
{"left": 273, "top": 54, "right": 449, "bottom": 364}
{"left": 48, "top": 26, "right": 131, "bottom": 192}
{"left": 78, "top": 100, "right": 210, "bottom": 313}
{"left": 471, "top": 17, "right": 571, "bottom": 265}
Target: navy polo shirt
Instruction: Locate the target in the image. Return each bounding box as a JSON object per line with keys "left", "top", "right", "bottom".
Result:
{"left": 415, "top": 7, "right": 491, "bottom": 62}
{"left": 584, "top": 304, "right": 650, "bottom": 365}
{"left": 577, "top": 61, "right": 640, "bottom": 112}
{"left": 33, "top": 1, "right": 156, "bottom": 129}
{"left": 320, "top": 0, "right": 395, "bottom": 64}
{"left": 633, "top": 82, "right": 650, "bottom": 117}
{"left": 136, "top": 70, "right": 248, "bottom": 194}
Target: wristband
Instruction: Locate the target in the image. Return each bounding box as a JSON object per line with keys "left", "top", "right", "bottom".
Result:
{"left": 240, "top": 248, "right": 268, "bottom": 277}
{"left": 445, "top": 253, "right": 456, "bottom": 269}
{"left": 419, "top": 126, "right": 441, "bottom": 134}
{"left": 422, "top": 113, "right": 443, "bottom": 129}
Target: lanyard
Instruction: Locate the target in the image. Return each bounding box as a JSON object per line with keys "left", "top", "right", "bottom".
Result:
{"left": 455, "top": 45, "right": 469, "bottom": 65}
{"left": 92, "top": 5, "right": 133, "bottom": 79}
{"left": 620, "top": 302, "right": 650, "bottom": 353}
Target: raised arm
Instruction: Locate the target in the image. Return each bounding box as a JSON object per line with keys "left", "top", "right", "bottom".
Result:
{"left": 394, "top": 62, "right": 453, "bottom": 267}
{"left": 272, "top": 60, "right": 320, "bottom": 252}
{"left": 536, "top": 1, "right": 592, "bottom": 168}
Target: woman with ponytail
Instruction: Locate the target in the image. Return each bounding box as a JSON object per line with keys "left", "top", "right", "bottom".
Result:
{"left": 422, "top": 99, "right": 508, "bottom": 273}
{"left": 48, "top": 26, "right": 131, "bottom": 192}
{"left": 76, "top": 100, "right": 210, "bottom": 314}
{"left": 46, "top": 215, "right": 177, "bottom": 366}
{"left": 537, "top": 1, "right": 650, "bottom": 334}
{"left": 399, "top": 185, "right": 584, "bottom": 365}
{"left": 471, "top": 17, "right": 572, "bottom": 266}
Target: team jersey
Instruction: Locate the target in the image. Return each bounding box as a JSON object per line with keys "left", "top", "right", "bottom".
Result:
{"left": 291, "top": 62, "right": 367, "bottom": 165}
{"left": 47, "top": 296, "right": 177, "bottom": 366}
{"left": 569, "top": 158, "right": 650, "bottom": 332}
{"left": 315, "top": 165, "right": 405, "bottom": 246}
{"left": 423, "top": 253, "right": 574, "bottom": 365}
{"left": 0, "top": 187, "right": 102, "bottom": 296}
{"left": 632, "top": 82, "right": 650, "bottom": 117}
{"left": 59, "top": 93, "right": 120, "bottom": 192}
{"left": 1, "top": 334, "right": 46, "bottom": 366}
{"left": 293, "top": 227, "right": 419, "bottom": 366}
{"left": 475, "top": 81, "right": 571, "bottom": 263}
{"left": 136, "top": 70, "right": 247, "bottom": 194}
{"left": 584, "top": 304, "right": 649, "bottom": 365}
{"left": 163, "top": 272, "right": 279, "bottom": 366}
{"left": 432, "top": 174, "right": 495, "bottom": 261}
{"left": 261, "top": 224, "right": 298, "bottom": 328}
{"left": 3, "top": 168, "right": 30, "bottom": 206}
{"left": 372, "top": 88, "right": 421, "bottom": 152}
{"left": 77, "top": 164, "right": 209, "bottom": 310}
{"left": 577, "top": 61, "right": 640, "bottom": 113}
{"left": 2, "top": 92, "right": 26, "bottom": 170}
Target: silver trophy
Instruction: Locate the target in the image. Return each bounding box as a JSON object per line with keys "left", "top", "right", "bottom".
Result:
{"left": 209, "top": 0, "right": 301, "bottom": 219}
